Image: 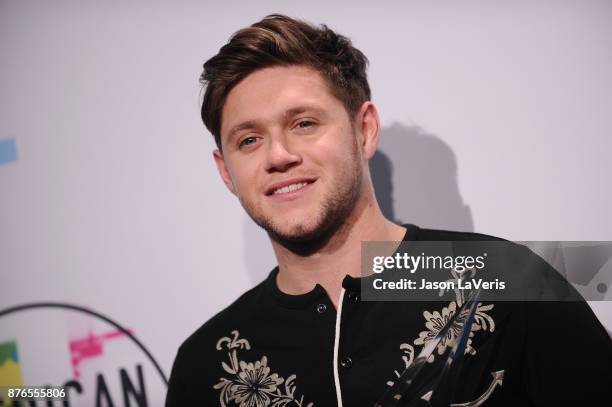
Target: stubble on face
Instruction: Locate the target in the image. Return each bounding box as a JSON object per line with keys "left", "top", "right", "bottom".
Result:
{"left": 240, "top": 132, "right": 364, "bottom": 254}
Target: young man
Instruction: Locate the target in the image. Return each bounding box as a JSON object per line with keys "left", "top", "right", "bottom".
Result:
{"left": 166, "top": 15, "right": 611, "bottom": 406}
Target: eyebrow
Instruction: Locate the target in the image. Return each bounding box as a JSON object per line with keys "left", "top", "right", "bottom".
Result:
{"left": 282, "top": 105, "right": 326, "bottom": 120}
{"left": 225, "top": 105, "right": 326, "bottom": 141}
{"left": 226, "top": 121, "right": 258, "bottom": 142}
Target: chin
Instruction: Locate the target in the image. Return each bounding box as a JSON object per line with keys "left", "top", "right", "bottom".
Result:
{"left": 243, "top": 180, "right": 359, "bottom": 247}
{"left": 268, "top": 217, "right": 327, "bottom": 243}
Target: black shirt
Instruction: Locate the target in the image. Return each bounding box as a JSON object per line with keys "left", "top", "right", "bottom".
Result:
{"left": 166, "top": 224, "right": 612, "bottom": 406}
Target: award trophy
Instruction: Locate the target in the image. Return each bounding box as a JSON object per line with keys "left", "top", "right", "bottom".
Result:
{"left": 374, "top": 288, "right": 482, "bottom": 407}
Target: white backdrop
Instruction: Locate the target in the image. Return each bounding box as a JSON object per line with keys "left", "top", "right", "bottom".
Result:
{"left": 1, "top": 0, "right": 611, "bottom": 405}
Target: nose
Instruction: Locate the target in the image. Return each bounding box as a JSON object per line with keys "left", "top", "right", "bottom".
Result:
{"left": 264, "top": 133, "right": 301, "bottom": 172}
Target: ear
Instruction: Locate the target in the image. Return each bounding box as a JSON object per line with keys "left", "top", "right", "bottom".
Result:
{"left": 356, "top": 101, "right": 380, "bottom": 161}
{"left": 213, "top": 149, "right": 237, "bottom": 196}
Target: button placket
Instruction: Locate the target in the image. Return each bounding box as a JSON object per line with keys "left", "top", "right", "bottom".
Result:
{"left": 336, "top": 291, "right": 359, "bottom": 374}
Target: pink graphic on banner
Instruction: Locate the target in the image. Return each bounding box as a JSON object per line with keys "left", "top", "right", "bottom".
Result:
{"left": 69, "top": 329, "right": 132, "bottom": 379}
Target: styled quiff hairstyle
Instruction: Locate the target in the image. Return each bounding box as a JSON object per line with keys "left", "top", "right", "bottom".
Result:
{"left": 200, "top": 14, "right": 371, "bottom": 150}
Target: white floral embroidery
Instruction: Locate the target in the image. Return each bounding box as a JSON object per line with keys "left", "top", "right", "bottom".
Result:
{"left": 413, "top": 300, "right": 495, "bottom": 359}
{"left": 214, "top": 330, "right": 314, "bottom": 407}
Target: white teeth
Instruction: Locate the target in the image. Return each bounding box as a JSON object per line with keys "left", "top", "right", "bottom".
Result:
{"left": 273, "top": 182, "right": 308, "bottom": 195}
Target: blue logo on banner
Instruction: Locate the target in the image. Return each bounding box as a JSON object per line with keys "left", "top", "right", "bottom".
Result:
{"left": 0, "top": 138, "right": 18, "bottom": 165}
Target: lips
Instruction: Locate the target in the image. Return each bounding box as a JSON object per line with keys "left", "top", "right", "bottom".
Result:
{"left": 265, "top": 178, "right": 317, "bottom": 196}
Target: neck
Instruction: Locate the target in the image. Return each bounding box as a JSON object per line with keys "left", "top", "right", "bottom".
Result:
{"left": 271, "top": 192, "right": 406, "bottom": 308}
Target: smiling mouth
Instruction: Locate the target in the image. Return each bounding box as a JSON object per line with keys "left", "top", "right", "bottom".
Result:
{"left": 265, "top": 179, "right": 316, "bottom": 197}
{"left": 272, "top": 182, "right": 309, "bottom": 195}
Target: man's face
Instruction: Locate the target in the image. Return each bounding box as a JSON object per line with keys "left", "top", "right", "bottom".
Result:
{"left": 214, "top": 65, "right": 366, "bottom": 243}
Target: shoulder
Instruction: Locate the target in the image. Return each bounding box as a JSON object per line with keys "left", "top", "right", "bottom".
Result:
{"left": 410, "top": 224, "right": 577, "bottom": 299}
{"left": 179, "top": 278, "right": 268, "bottom": 355}
{"left": 166, "top": 279, "right": 270, "bottom": 405}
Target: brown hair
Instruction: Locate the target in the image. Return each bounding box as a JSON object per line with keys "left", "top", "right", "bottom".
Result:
{"left": 200, "top": 14, "right": 371, "bottom": 150}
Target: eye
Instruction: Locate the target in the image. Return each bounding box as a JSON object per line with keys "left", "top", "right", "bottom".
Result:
{"left": 239, "top": 136, "right": 258, "bottom": 148}
{"left": 296, "top": 120, "right": 315, "bottom": 129}
{"left": 293, "top": 119, "right": 319, "bottom": 134}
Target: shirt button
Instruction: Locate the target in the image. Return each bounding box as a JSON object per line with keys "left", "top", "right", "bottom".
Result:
{"left": 347, "top": 292, "right": 359, "bottom": 303}
{"left": 316, "top": 303, "right": 327, "bottom": 313}
{"left": 340, "top": 356, "right": 353, "bottom": 368}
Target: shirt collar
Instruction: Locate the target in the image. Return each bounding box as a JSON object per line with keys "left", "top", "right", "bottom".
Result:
{"left": 265, "top": 224, "right": 421, "bottom": 308}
